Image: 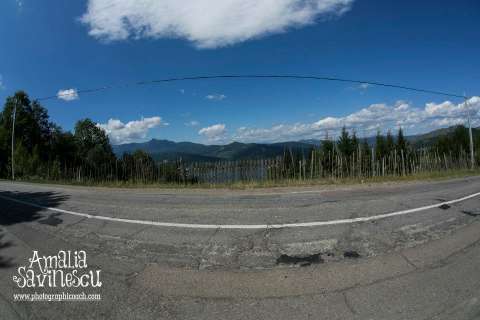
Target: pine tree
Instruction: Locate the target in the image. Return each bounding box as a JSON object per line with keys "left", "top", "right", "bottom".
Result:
{"left": 337, "top": 126, "right": 353, "bottom": 157}
{"left": 386, "top": 130, "right": 395, "bottom": 155}
{"left": 361, "top": 138, "right": 370, "bottom": 156}
{"left": 351, "top": 130, "right": 359, "bottom": 156}
{"left": 375, "top": 130, "right": 386, "bottom": 159}
{"left": 396, "top": 127, "right": 408, "bottom": 153}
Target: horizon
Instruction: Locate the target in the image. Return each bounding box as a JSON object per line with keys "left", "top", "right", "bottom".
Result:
{"left": 112, "top": 124, "right": 473, "bottom": 147}
{"left": 1, "top": 1, "right": 479, "bottom": 145}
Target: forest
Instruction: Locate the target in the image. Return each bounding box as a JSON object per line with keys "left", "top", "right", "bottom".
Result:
{"left": 0, "top": 91, "right": 478, "bottom": 186}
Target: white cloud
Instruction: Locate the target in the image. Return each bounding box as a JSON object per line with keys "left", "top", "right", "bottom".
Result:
{"left": 57, "top": 88, "right": 79, "bottom": 101}
{"left": 98, "top": 116, "right": 168, "bottom": 144}
{"left": 80, "top": 0, "right": 353, "bottom": 49}
{"left": 232, "top": 97, "right": 480, "bottom": 143}
{"left": 346, "top": 83, "right": 371, "bottom": 95}
{"left": 206, "top": 94, "right": 227, "bottom": 101}
{"left": 185, "top": 120, "right": 200, "bottom": 127}
{"left": 358, "top": 83, "right": 370, "bottom": 90}
{"left": 198, "top": 124, "right": 227, "bottom": 143}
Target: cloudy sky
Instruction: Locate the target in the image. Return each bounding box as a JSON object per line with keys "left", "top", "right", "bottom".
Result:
{"left": 1, "top": 0, "right": 479, "bottom": 144}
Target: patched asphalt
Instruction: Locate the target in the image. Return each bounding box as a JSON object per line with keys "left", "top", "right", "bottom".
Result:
{"left": 0, "top": 177, "right": 479, "bottom": 319}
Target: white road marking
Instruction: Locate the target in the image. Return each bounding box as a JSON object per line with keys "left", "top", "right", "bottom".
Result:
{"left": 0, "top": 191, "right": 479, "bottom": 230}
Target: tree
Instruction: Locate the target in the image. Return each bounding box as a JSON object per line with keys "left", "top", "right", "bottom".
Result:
{"left": 74, "top": 118, "right": 114, "bottom": 166}
{"left": 322, "top": 139, "right": 334, "bottom": 154}
{"left": 396, "top": 127, "right": 408, "bottom": 153}
{"left": 319, "top": 131, "right": 335, "bottom": 175}
{"left": 337, "top": 126, "right": 353, "bottom": 157}
{"left": 451, "top": 125, "right": 469, "bottom": 154}
{"left": 386, "top": 130, "right": 395, "bottom": 155}
{"left": 132, "top": 150, "right": 155, "bottom": 171}
{"left": 50, "top": 130, "right": 77, "bottom": 166}
{"left": 375, "top": 130, "right": 386, "bottom": 159}
{"left": 0, "top": 91, "right": 55, "bottom": 177}
{"left": 321, "top": 135, "right": 334, "bottom": 156}
{"left": 351, "top": 130, "right": 359, "bottom": 157}
{"left": 13, "top": 141, "right": 30, "bottom": 177}
{"left": 0, "top": 124, "right": 9, "bottom": 176}
{"left": 434, "top": 125, "right": 469, "bottom": 156}
{"left": 360, "top": 138, "right": 370, "bottom": 158}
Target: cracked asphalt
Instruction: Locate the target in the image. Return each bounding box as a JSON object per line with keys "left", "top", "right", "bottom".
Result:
{"left": 0, "top": 176, "right": 479, "bottom": 319}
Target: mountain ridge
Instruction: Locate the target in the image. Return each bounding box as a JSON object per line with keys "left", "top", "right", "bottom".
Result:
{"left": 112, "top": 126, "right": 479, "bottom": 162}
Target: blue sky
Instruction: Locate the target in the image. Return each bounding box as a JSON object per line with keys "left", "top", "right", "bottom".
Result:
{"left": 1, "top": 0, "right": 479, "bottom": 144}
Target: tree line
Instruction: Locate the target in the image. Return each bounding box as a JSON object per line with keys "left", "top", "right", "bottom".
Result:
{"left": 0, "top": 91, "right": 177, "bottom": 182}
{"left": 0, "top": 91, "right": 477, "bottom": 185}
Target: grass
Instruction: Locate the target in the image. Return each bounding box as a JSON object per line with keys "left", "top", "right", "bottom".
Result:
{"left": 5, "top": 168, "right": 480, "bottom": 191}
{"left": 225, "top": 169, "right": 480, "bottom": 189}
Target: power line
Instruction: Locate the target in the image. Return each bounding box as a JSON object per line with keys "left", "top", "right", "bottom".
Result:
{"left": 37, "top": 74, "right": 470, "bottom": 102}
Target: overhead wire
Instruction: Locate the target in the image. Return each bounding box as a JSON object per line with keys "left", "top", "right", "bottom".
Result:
{"left": 36, "top": 74, "right": 470, "bottom": 102}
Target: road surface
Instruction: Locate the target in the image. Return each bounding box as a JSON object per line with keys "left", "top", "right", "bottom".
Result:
{"left": 0, "top": 177, "right": 479, "bottom": 319}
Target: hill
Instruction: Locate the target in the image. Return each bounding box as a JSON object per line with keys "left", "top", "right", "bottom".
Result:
{"left": 112, "top": 126, "right": 479, "bottom": 162}
{"left": 113, "top": 139, "right": 314, "bottom": 162}
{"left": 408, "top": 126, "right": 480, "bottom": 147}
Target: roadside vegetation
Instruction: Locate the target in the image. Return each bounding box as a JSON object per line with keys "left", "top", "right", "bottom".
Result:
{"left": 0, "top": 91, "right": 479, "bottom": 188}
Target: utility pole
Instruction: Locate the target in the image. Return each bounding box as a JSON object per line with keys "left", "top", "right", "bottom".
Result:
{"left": 11, "top": 96, "right": 17, "bottom": 181}
{"left": 465, "top": 95, "right": 475, "bottom": 169}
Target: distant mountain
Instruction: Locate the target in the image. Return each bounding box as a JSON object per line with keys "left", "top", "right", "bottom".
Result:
{"left": 150, "top": 152, "right": 222, "bottom": 163}
{"left": 407, "top": 126, "right": 480, "bottom": 147}
{"left": 113, "top": 139, "right": 215, "bottom": 155}
{"left": 112, "top": 126, "right": 479, "bottom": 162}
{"left": 113, "top": 139, "right": 313, "bottom": 162}
{"left": 299, "top": 139, "right": 322, "bottom": 146}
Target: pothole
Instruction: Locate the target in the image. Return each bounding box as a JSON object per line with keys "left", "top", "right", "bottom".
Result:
{"left": 439, "top": 204, "right": 451, "bottom": 210}
{"left": 276, "top": 253, "right": 323, "bottom": 267}
{"left": 343, "top": 251, "right": 361, "bottom": 259}
{"left": 462, "top": 210, "right": 480, "bottom": 217}
{"left": 276, "top": 239, "right": 338, "bottom": 267}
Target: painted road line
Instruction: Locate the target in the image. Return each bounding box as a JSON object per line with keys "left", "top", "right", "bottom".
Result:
{"left": 0, "top": 191, "right": 479, "bottom": 229}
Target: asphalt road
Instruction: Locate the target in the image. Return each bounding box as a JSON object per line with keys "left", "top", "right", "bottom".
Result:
{"left": 0, "top": 177, "right": 479, "bottom": 319}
